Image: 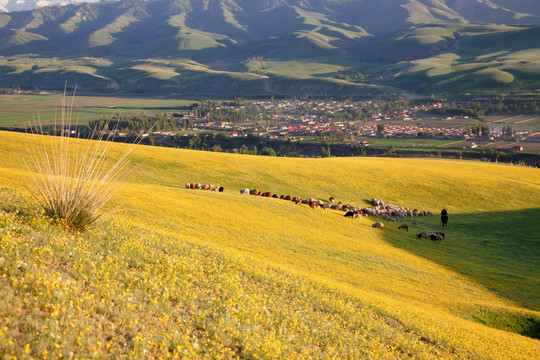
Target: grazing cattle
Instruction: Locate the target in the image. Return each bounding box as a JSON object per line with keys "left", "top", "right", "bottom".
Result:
{"left": 272, "top": 194, "right": 278, "bottom": 198}
{"left": 185, "top": 183, "right": 191, "bottom": 189}
{"left": 416, "top": 232, "right": 427, "bottom": 239}
{"left": 344, "top": 211, "right": 356, "bottom": 218}
{"left": 190, "top": 183, "right": 197, "bottom": 190}
{"left": 240, "top": 188, "right": 249, "bottom": 195}
{"left": 219, "top": 187, "right": 224, "bottom": 193}
{"left": 308, "top": 200, "right": 316, "bottom": 209}
{"left": 372, "top": 222, "right": 384, "bottom": 229}
{"left": 250, "top": 189, "right": 262, "bottom": 196}
{"left": 398, "top": 224, "right": 409, "bottom": 232}
{"left": 329, "top": 196, "right": 335, "bottom": 203}
{"left": 262, "top": 192, "right": 272, "bottom": 197}
{"left": 282, "top": 195, "right": 292, "bottom": 201}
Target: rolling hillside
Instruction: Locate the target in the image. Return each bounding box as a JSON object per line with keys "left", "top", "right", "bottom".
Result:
{"left": 0, "top": 0, "right": 539, "bottom": 96}
{"left": 0, "top": 130, "right": 539, "bottom": 357}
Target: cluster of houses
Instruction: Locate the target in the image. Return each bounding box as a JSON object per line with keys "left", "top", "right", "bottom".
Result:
{"left": 144, "top": 99, "right": 537, "bottom": 149}
{"left": 356, "top": 124, "right": 466, "bottom": 139}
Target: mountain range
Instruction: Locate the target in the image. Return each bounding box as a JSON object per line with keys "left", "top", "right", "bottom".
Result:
{"left": 0, "top": 0, "right": 539, "bottom": 97}
{"left": 0, "top": 0, "right": 104, "bottom": 13}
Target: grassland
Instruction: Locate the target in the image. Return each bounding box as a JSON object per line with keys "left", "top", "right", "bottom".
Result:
{"left": 0, "top": 130, "right": 539, "bottom": 358}
{"left": 0, "top": 94, "right": 193, "bottom": 127}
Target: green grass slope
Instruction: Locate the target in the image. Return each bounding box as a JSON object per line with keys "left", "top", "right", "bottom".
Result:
{"left": 388, "top": 25, "right": 540, "bottom": 94}
{"left": 0, "top": 130, "right": 539, "bottom": 358}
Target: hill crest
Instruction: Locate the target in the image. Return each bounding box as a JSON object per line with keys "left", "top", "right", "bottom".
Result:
{"left": 0, "top": 0, "right": 539, "bottom": 96}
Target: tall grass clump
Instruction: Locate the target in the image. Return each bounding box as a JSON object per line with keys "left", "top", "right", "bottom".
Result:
{"left": 24, "top": 91, "right": 135, "bottom": 232}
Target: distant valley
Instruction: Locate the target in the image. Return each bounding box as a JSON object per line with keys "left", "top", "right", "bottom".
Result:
{"left": 0, "top": 0, "right": 539, "bottom": 97}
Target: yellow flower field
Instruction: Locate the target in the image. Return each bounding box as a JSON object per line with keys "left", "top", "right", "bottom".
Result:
{"left": 0, "top": 130, "right": 539, "bottom": 359}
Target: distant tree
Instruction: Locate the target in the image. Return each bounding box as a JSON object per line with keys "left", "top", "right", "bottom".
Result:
{"left": 321, "top": 146, "right": 331, "bottom": 158}
{"left": 261, "top": 147, "right": 276, "bottom": 156}
{"left": 239, "top": 144, "right": 249, "bottom": 154}
{"left": 216, "top": 132, "right": 228, "bottom": 140}
{"left": 377, "top": 123, "right": 385, "bottom": 136}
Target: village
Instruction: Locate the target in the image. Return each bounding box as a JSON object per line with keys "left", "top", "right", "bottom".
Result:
{"left": 170, "top": 98, "right": 538, "bottom": 148}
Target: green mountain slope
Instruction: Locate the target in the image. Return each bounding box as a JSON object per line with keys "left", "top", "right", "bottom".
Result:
{"left": 0, "top": 0, "right": 539, "bottom": 96}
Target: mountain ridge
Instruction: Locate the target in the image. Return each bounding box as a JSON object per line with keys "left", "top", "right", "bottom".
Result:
{"left": 0, "top": 0, "right": 539, "bottom": 96}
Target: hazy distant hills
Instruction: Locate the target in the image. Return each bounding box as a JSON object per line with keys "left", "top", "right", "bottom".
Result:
{"left": 0, "top": 0, "right": 105, "bottom": 13}
{"left": 0, "top": 0, "right": 539, "bottom": 97}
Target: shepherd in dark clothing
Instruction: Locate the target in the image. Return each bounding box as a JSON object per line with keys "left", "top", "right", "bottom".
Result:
{"left": 441, "top": 208, "right": 448, "bottom": 227}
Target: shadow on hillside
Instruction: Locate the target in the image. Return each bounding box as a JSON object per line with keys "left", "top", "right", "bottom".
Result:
{"left": 380, "top": 207, "right": 540, "bottom": 338}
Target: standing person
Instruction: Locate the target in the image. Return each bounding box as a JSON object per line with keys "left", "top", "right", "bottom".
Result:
{"left": 441, "top": 208, "right": 448, "bottom": 227}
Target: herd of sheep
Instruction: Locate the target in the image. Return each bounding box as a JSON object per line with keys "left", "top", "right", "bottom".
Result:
{"left": 185, "top": 182, "right": 224, "bottom": 192}
{"left": 186, "top": 183, "right": 445, "bottom": 241}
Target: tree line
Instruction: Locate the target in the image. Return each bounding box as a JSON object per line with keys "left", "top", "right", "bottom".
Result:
{"left": 431, "top": 98, "right": 540, "bottom": 119}
{"left": 0, "top": 87, "right": 20, "bottom": 94}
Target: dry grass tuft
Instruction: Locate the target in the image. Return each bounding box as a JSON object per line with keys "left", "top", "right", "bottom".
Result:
{"left": 23, "top": 90, "right": 134, "bottom": 232}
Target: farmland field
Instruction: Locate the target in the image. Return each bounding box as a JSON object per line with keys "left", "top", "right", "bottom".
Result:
{"left": 382, "top": 114, "right": 479, "bottom": 129}
{"left": 366, "top": 138, "right": 455, "bottom": 148}
{"left": 0, "top": 94, "right": 194, "bottom": 127}
{"left": 0, "top": 130, "right": 539, "bottom": 358}
{"left": 485, "top": 113, "right": 540, "bottom": 133}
